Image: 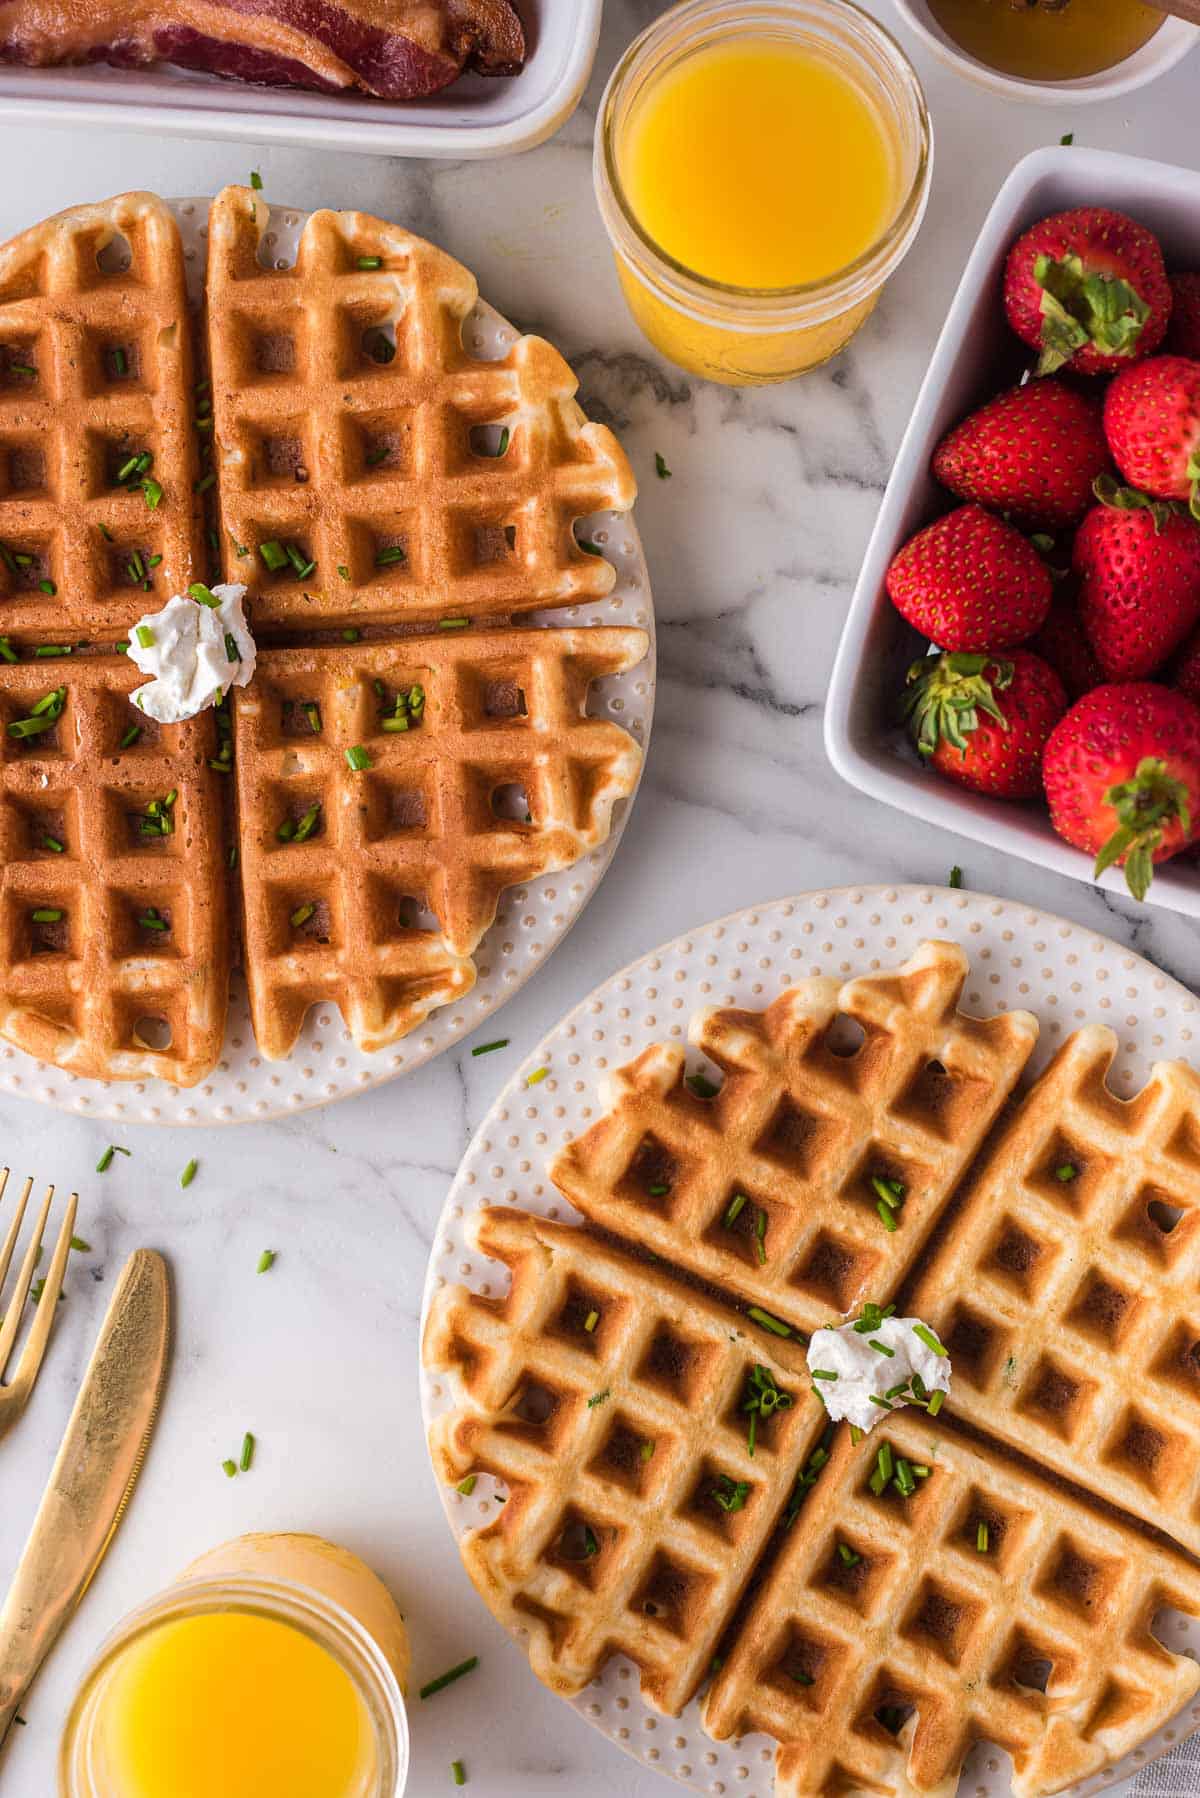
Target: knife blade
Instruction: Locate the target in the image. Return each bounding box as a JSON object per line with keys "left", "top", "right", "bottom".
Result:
{"left": 0, "top": 1248, "right": 170, "bottom": 1746}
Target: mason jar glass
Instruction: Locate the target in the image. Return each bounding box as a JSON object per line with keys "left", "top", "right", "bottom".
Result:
{"left": 594, "top": 0, "right": 933, "bottom": 385}
{"left": 59, "top": 1535, "right": 409, "bottom": 1797}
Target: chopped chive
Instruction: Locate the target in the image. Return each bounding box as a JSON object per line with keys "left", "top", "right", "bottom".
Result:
{"left": 38, "top": 578, "right": 56, "bottom": 596}
{"left": 189, "top": 582, "right": 221, "bottom": 607}
{"left": 870, "top": 1175, "right": 904, "bottom": 1209}
{"left": 723, "top": 1191, "right": 748, "bottom": 1229}
{"left": 365, "top": 444, "right": 389, "bottom": 467}
{"left": 577, "top": 539, "right": 602, "bottom": 556}
{"left": 1060, "top": 131, "right": 1074, "bottom": 146}
{"left": 337, "top": 565, "right": 351, "bottom": 581}
{"left": 525, "top": 1067, "right": 549, "bottom": 1086}
{"left": 135, "top": 625, "right": 155, "bottom": 648}
{"left": 439, "top": 617, "right": 469, "bottom": 630}
{"left": 850, "top": 1424, "right": 864, "bottom": 1444}
{"left": 949, "top": 865, "right": 963, "bottom": 888}
{"left": 655, "top": 452, "right": 671, "bottom": 479}
{"left": 250, "top": 169, "right": 263, "bottom": 189}
{"left": 228, "top": 845, "right": 239, "bottom": 870}
{"left": 420, "top": 1658, "right": 479, "bottom": 1702}
{"left": 894, "top": 1458, "right": 916, "bottom": 1497}
{"left": 258, "top": 539, "right": 289, "bottom": 572}
{"left": 876, "top": 1198, "right": 898, "bottom": 1232}
{"left": 837, "top": 1542, "right": 860, "bottom": 1567}
{"left": 180, "top": 1158, "right": 198, "bottom": 1189}
{"left": 471, "top": 1039, "right": 509, "bottom": 1057}
{"left": 810, "top": 1369, "right": 838, "bottom": 1381}
{"left": 292, "top": 803, "right": 320, "bottom": 843}
{"left": 70, "top": 1236, "right": 92, "bottom": 1253}
{"left": 112, "top": 346, "right": 127, "bottom": 376}
{"left": 455, "top": 1475, "right": 476, "bottom": 1496}
{"left": 868, "top": 1394, "right": 893, "bottom": 1411}
{"left": 868, "top": 1339, "right": 895, "bottom": 1357}
{"left": 640, "top": 1440, "right": 655, "bottom": 1461}
{"left": 357, "top": 254, "right": 383, "bottom": 270}
{"left": 290, "top": 902, "right": 316, "bottom": 928}
{"left": 587, "top": 1389, "right": 610, "bottom": 1408}
{"left": 239, "top": 1431, "right": 255, "bottom": 1472}
{"left": 927, "top": 1389, "right": 945, "bottom": 1417}
{"left": 685, "top": 1072, "right": 718, "bottom": 1098}
{"left": 142, "top": 478, "right": 163, "bottom": 510}
{"left": 115, "top": 639, "right": 129, "bottom": 653}
{"left": 647, "top": 1183, "right": 669, "bottom": 1196}
{"left": 222, "top": 1458, "right": 237, "bottom": 1478}
{"left": 746, "top": 1305, "right": 792, "bottom": 1337}
{"left": 8, "top": 363, "right": 34, "bottom": 376}
{"left": 342, "top": 627, "right": 360, "bottom": 642}
{"left": 451, "top": 1761, "right": 466, "bottom": 1786}
{"left": 195, "top": 469, "right": 217, "bottom": 494}
{"left": 31, "top": 907, "right": 63, "bottom": 923}
{"left": 303, "top": 702, "right": 321, "bottom": 733}
{"left": 885, "top": 1380, "right": 910, "bottom": 1399}
{"left": 138, "top": 912, "right": 168, "bottom": 931}
{"left": 13, "top": 553, "right": 33, "bottom": 568}
{"left": 0, "top": 637, "right": 15, "bottom": 662}
{"left": 96, "top": 1146, "right": 115, "bottom": 1172}
{"left": 257, "top": 1250, "right": 276, "bottom": 1274}
{"left": 42, "top": 834, "right": 64, "bottom": 853}
{"left": 1054, "top": 1162, "right": 1077, "bottom": 1182}
{"left": 375, "top": 545, "right": 406, "bottom": 566}
{"left": 345, "top": 744, "right": 371, "bottom": 772}
{"left": 98, "top": 522, "right": 113, "bottom": 541}
{"left": 583, "top": 1309, "right": 599, "bottom": 1333}
{"left": 977, "top": 1520, "right": 989, "bottom": 1553}
{"left": 754, "top": 1207, "right": 768, "bottom": 1265}
{"left": 912, "top": 1323, "right": 947, "bottom": 1358}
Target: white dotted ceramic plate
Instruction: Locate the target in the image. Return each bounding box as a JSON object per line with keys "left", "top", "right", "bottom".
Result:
{"left": 0, "top": 197, "right": 654, "bottom": 1124}
{"left": 420, "top": 886, "right": 1200, "bottom": 1798}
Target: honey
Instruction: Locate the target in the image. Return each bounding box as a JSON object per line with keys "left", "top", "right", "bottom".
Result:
{"left": 926, "top": 0, "right": 1163, "bottom": 80}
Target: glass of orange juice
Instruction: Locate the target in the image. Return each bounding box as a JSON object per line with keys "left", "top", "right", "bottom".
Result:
{"left": 594, "top": 0, "right": 933, "bottom": 385}
{"left": 59, "top": 1535, "right": 409, "bottom": 1798}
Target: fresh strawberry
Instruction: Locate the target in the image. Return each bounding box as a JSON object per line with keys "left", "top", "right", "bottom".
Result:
{"left": 1172, "top": 622, "right": 1200, "bottom": 704}
{"left": 1003, "top": 207, "right": 1170, "bottom": 377}
{"left": 1104, "top": 354, "right": 1200, "bottom": 518}
{"left": 1167, "top": 274, "right": 1200, "bottom": 358}
{"left": 1042, "top": 682, "right": 1200, "bottom": 899}
{"left": 885, "top": 505, "right": 1053, "bottom": 651}
{"left": 1030, "top": 592, "right": 1105, "bottom": 699}
{"left": 902, "top": 649, "right": 1067, "bottom": 798}
{"left": 932, "top": 378, "right": 1109, "bottom": 529}
{"left": 1074, "top": 479, "right": 1200, "bottom": 678}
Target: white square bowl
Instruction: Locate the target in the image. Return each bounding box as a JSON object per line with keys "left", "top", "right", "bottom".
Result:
{"left": 825, "top": 144, "right": 1200, "bottom": 919}
{"left": 0, "top": 0, "right": 601, "bottom": 158}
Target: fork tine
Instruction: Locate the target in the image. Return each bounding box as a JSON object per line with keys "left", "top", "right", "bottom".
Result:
{"left": 0, "top": 1182, "right": 53, "bottom": 1378}
{"left": 10, "top": 1191, "right": 77, "bottom": 1400}
{"left": 0, "top": 1172, "right": 31, "bottom": 1299}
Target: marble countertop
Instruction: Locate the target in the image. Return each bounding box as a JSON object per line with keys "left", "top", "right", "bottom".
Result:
{"left": 3, "top": 9, "right": 1200, "bottom": 1794}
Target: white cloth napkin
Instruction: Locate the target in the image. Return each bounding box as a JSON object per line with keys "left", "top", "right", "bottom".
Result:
{"left": 1131, "top": 1736, "right": 1200, "bottom": 1794}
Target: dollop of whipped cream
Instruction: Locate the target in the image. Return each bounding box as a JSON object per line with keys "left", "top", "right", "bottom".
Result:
{"left": 806, "top": 1309, "right": 951, "bottom": 1435}
{"left": 126, "top": 584, "right": 255, "bottom": 723}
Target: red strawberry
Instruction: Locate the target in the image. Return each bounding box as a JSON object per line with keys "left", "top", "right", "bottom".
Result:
{"left": 1030, "top": 592, "right": 1105, "bottom": 699}
{"left": 1173, "top": 623, "right": 1200, "bottom": 704}
{"left": 1074, "top": 480, "right": 1200, "bottom": 678}
{"left": 1104, "top": 355, "right": 1200, "bottom": 518}
{"left": 1167, "top": 273, "right": 1200, "bottom": 358}
{"left": 902, "top": 649, "right": 1067, "bottom": 798}
{"left": 885, "top": 505, "right": 1052, "bottom": 651}
{"left": 1003, "top": 207, "right": 1170, "bottom": 377}
{"left": 932, "top": 378, "right": 1109, "bottom": 529}
{"left": 1042, "top": 682, "right": 1200, "bottom": 899}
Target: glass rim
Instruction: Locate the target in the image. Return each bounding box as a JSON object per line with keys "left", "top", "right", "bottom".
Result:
{"left": 595, "top": 0, "right": 933, "bottom": 316}
{"left": 57, "top": 1573, "right": 409, "bottom": 1798}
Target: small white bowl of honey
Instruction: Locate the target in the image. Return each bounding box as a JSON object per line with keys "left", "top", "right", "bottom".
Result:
{"left": 890, "top": 0, "right": 1197, "bottom": 101}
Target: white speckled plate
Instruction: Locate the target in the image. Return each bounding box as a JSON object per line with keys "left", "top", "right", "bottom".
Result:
{"left": 420, "top": 886, "right": 1200, "bottom": 1798}
{"left": 0, "top": 197, "right": 654, "bottom": 1124}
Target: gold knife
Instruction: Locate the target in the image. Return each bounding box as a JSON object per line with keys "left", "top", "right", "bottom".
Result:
{"left": 0, "top": 1248, "right": 170, "bottom": 1747}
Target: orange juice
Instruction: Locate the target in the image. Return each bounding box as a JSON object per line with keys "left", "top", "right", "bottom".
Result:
{"left": 619, "top": 40, "right": 896, "bottom": 291}
{"left": 594, "top": 0, "right": 931, "bottom": 385}
{"left": 89, "top": 1611, "right": 373, "bottom": 1798}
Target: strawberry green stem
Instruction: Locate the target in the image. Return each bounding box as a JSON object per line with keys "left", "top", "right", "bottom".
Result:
{"left": 1094, "top": 756, "right": 1192, "bottom": 901}
{"left": 901, "top": 653, "right": 1012, "bottom": 758}
{"left": 1034, "top": 252, "right": 1150, "bottom": 375}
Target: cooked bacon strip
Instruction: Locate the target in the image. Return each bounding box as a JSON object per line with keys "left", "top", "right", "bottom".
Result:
{"left": 0, "top": 0, "right": 525, "bottom": 98}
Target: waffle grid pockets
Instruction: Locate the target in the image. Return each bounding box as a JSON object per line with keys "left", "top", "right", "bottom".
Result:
{"left": 0, "top": 186, "right": 646, "bottom": 1084}
{"left": 424, "top": 942, "right": 1200, "bottom": 1798}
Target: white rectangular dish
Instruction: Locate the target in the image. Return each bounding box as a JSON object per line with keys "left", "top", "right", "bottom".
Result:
{"left": 825, "top": 145, "right": 1200, "bottom": 920}
{"left": 0, "top": 0, "right": 601, "bottom": 159}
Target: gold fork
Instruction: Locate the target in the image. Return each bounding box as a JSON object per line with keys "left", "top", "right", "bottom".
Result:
{"left": 0, "top": 1169, "right": 78, "bottom": 1445}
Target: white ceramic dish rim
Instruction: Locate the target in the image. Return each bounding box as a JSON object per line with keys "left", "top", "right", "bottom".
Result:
{"left": 889, "top": 0, "right": 1198, "bottom": 104}
{"left": 0, "top": 0, "right": 602, "bottom": 159}
{"left": 824, "top": 145, "right": 1200, "bottom": 921}
{"left": 0, "top": 191, "right": 655, "bottom": 1125}
{"left": 418, "top": 882, "right": 1200, "bottom": 1798}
